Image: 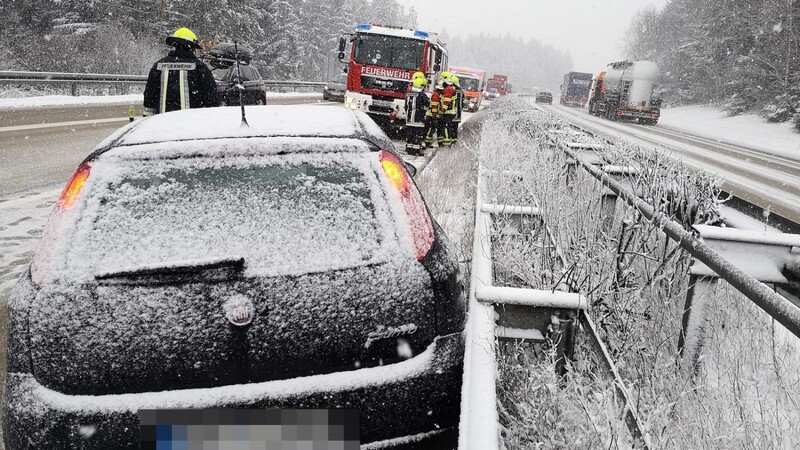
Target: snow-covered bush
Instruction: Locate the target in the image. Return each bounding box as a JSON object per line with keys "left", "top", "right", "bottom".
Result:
{"left": 481, "top": 96, "right": 800, "bottom": 449}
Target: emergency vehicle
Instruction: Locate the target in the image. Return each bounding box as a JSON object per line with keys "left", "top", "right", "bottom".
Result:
{"left": 449, "top": 66, "right": 486, "bottom": 112}
{"left": 338, "top": 24, "right": 448, "bottom": 127}
{"left": 484, "top": 74, "right": 508, "bottom": 98}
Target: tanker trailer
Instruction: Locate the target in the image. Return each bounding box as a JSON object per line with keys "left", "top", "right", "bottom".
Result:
{"left": 587, "top": 60, "right": 661, "bottom": 124}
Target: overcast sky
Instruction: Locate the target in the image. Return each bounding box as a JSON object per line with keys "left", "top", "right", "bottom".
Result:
{"left": 399, "top": 0, "right": 668, "bottom": 72}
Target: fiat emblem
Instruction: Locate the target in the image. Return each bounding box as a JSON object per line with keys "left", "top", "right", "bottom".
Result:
{"left": 223, "top": 295, "right": 255, "bottom": 326}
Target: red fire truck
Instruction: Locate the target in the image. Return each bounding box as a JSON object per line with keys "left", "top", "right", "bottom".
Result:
{"left": 484, "top": 74, "right": 508, "bottom": 99}
{"left": 338, "top": 24, "right": 448, "bottom": 127}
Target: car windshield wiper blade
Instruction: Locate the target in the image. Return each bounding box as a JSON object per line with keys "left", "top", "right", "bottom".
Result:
{"left": 95, "top": 256, "right": 245, "bottom": 280}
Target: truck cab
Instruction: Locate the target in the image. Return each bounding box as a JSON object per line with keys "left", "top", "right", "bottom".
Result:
{"left": 339, "top": 24, "right": 447, "bottom": 128}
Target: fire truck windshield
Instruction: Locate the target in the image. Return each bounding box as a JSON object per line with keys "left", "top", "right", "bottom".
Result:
{"left": 354, "top": 34, "right": 425, "bottom": 71}
{"left": 459, "top": 77, "right": 480, "bottom": 91}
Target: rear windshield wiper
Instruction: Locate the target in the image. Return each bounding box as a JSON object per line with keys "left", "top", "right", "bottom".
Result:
{"left": 95, "top": 256, "right": 245, "bottom": 280}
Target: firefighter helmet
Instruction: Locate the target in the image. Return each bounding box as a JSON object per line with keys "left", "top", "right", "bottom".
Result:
{"left": 412, "top": 77, "right": 427, "bottom": 88}
{"left": 412, "top": 71, "right": 426, "bottom": 80}
{"left": 166, "top": 27, "right": 202, "bottom": 49}
{"left": 440, "top": 71, "right": 452, "bottom": 79}
{"left": 451, "top": 75, "right": 460, "bottom": 85}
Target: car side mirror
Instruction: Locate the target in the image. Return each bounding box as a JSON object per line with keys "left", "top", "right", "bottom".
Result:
{"left": 338, "top": 37, "right": 347, "bottom": 52}
{"left": 433, "top": 63, "right": 441, "bottom": 72}
{"left": 337, "top": 51, "right": 345, "bottom": 62}
{"left": 404, "top": 162, "right": 417, "bottom": 178}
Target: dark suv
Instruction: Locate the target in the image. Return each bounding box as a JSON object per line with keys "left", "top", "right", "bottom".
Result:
{"left": 323, "top": 72, "right": 348, "bottom": 102}
{"left": 3, "top": 105, "right": 466, "bottom": 449}
{"left": 204, "top": 42, "right": 267, "bottom": 106}
{"left": 212, "top": 64, "right": 268, "bottom": 106}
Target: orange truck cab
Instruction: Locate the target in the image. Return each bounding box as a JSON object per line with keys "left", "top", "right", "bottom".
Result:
{"left": 449, "top": 66, "right": 486, "bottom": 112}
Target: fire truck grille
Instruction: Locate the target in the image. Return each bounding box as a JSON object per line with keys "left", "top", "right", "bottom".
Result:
{"left": 361, "top": 76, "right": 409, "bottom": 94}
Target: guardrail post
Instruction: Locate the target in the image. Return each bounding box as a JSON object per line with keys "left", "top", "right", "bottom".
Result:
{"left": 678, "top": 275, "right": 717, "bottom": 373}
{"left": 549, "top": 311, "right": 577, "bottom": 377}
{"left": 70, "top": 82, "right": 78, "bottom": 96}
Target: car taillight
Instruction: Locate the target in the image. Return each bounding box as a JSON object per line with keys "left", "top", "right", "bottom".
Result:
{"left": 57, "top": 162, "right": 91, "bottom": 210}
{"left": 379, "top": 150, "right": 434, "bottom": 261}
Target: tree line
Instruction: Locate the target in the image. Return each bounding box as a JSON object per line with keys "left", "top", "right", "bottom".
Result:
{"left": 625, "top": 0, "right": 800, "bottom": 129}
{"left": 0, "top": 0, "right": 416, "bottom": 81}
{"left": 444, "top": 32, "right": 573, "bottom": 95}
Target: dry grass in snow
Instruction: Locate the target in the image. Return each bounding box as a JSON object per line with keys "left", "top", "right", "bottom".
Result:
{"left": 478, "top": 96, "right": 800, "bottom": 449}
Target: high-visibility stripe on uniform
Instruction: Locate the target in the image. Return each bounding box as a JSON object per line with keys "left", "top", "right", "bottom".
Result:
{"left": 179, "top": 70, "right": 191, "bottom": 110}
{"left": 160, "top": 70, "right": 170, "bottom": 114}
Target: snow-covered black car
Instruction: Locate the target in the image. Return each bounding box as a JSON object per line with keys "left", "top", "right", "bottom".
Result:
{"left": 2, "top": 106, "right": 466, "bottom": 448}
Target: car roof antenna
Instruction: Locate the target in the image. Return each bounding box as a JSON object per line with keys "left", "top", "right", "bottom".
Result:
{"left": 234, "top": 40, "right": 249, "bottom": 128}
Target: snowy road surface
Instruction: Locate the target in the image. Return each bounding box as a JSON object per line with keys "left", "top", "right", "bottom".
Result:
{"left": 544, "top": 102, "right": 800, "bottom": 224}
{"left": 0, "top": 94, "right": 325, "bottom": 200}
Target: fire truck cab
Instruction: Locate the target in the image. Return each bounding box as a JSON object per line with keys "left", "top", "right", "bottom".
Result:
{"left": 339, "top": 24, "right": 448, "bottom": 128}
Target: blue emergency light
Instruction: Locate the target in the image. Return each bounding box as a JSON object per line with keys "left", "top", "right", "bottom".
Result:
{"left": 413, "top": 30, "right": 431, "bottom": 38}
{"left": 356, "top": 24, "right": 373, "bottom": 31}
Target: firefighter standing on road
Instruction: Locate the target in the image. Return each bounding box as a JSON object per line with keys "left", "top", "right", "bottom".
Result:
{"left": 405, "top": 77, "right": 430, "bottom": 156}
{"left": 143, "top": 27, "right": 219, "bottom": 117}
{"left": 425, "top": 77, "right": 443, "bottom": 147}
{"left": 439, "top": 73, "right": 457, "bottom": 147}
{"left": 450, "top": 75, "right": 464, "bottom": 146}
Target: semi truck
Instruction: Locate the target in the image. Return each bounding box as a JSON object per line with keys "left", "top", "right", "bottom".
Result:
{"left": 338, "top": 23, "right": 448, "bottom": 128}
{"left": 560, "top": 72, "right": 593, "bottom": 107}
{"left": 484, "top": 74, "right": 508, "bottom": 99}
{"left": 449, "top": 66, "right": 486, "bottom": 112}
{"left": 587, "top": 60, "right": 661, "bottom": 124}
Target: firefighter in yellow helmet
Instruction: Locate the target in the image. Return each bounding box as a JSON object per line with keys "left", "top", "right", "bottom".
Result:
{"left": 405, "top": 77, "right": 430, "bottom": 156}
{"left": 425, "top": 77, "right": 443, "bottom": 147}
{"left": 438, "top": 73, "right": 457, "bottom": 147}
{"left": 143, "top": 27, "right": 219, "bottom": 117}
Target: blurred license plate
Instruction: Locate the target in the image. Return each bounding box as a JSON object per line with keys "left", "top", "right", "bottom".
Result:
{"left": 372, "top": 100, "right": 392, "bottom": 108}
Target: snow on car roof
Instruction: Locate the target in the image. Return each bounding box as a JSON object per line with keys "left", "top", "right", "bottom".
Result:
{"left": 105, "top": 105, "right": 390, "bottom": 148}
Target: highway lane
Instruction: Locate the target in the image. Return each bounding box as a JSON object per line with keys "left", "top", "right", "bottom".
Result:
{"left": 0, "top": 96, "right": 324, "bottom": 200}
{"left": 0, "top": 121, "right": 126, "bottom": 201}
{"left": 542, "top": 102, "right": 800, "bottom": 225}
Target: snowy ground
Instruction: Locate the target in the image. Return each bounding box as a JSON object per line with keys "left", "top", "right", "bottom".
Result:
{"left": 658, "top": 105, "right": 800, "bottom": 158}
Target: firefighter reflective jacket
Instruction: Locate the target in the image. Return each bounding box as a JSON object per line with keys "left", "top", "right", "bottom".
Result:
{"left": 427, "top": 89, "right": 442, "bottom": 117}
{"left": 405, "top": 88, "right": 430, "bottom": 127}
{"left": 441, "top": 85, "right": 457, "bottom": 115}
{"left": 143, "top": 49, "right": 219, "bottom": 116}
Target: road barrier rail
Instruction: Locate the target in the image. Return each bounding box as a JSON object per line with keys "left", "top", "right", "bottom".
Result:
{"left": 0, "top": 71, "right": 325, "bottom": 94}
{"left": 458, "top": 99, "right": 800, "bottom": 449}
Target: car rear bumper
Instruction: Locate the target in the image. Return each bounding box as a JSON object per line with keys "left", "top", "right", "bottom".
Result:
{"left": 3, "top": 332, "right": 464, "bottom": 449}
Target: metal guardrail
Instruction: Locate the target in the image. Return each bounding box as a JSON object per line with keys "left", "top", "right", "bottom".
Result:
{"left": 459, "top": 164, "right": 599, "bottom": 450}
{"left": 460, "top": 99, "right": 800, "bottom": 448}
{"left": 0, "top": 70, "right": 325, "bottom": 90}
{"left": 562, "top": 146, "right": 800, "bottom": 341}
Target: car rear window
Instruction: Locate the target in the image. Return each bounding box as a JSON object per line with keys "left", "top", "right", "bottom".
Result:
{"left": 58, "top": 153, "right": 396, "bottom": 281}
